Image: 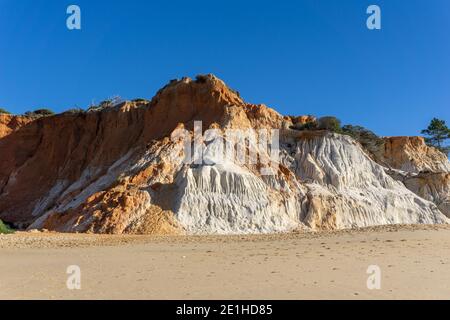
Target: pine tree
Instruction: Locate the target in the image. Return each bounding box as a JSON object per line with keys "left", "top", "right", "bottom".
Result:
{"left": 421, "top": 118, "right": 450, "bottom": 155}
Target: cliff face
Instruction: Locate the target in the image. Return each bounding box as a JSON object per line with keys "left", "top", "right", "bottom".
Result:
{"left": 376, "top": 136, "right": 450, "bottom": 173}
{"left": 0, "top": 75, "right": 449, "bottom": 234}
{"left": 0, "top": 114, "right": 33, "bottom": 138}
{"left": 375, "top": 136, "right": 450, "bottom": 218}
{"left": 0, "top": 76, "right": 240, "bottom": 226}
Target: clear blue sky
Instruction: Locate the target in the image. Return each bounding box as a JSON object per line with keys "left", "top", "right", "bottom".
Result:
{"left": 0, "top": 0, "right": 449, "bottom": 136}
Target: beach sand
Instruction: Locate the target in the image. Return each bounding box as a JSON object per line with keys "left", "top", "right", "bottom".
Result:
{"left": 1, "top": 225, "right": 449, "bottom": 300}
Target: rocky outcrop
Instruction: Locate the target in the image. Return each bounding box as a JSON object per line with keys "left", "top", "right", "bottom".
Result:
{"left": 0, "top": 114, "right": 33, "bottom": 139}
{"left": 280, "top": 133, "right": 447, "bottom": 229}
{"left": 0, "top": 74, "right": 448, "bottom": 234}
{"left": 375, "top": 136, "right": 450, "bottom": 218}
{"left": 0, "top": 76, "right": 240, "bottom": 226}
{"left": 376, "top": 136, "right": 450, "bottom": 173}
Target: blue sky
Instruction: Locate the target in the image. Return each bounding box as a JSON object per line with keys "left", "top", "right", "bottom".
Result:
{"left": 0, "top": 0, "right": 449, "bottom": 136}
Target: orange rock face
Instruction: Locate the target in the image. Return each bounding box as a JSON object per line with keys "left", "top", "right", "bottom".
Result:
{"left": 0, "top": 114, "right": 33, "bottom": 138}
{"left": 288, "top": 115, "right": 316, "bottom": 125}
{"left": 376, "top": 136, "right": 450, "bottom": 217}
{"left": 0, "top": 106, "right": 147, "bottom": 224}
{"left": 378, "top": 136, "right": 450, "bottom": 173}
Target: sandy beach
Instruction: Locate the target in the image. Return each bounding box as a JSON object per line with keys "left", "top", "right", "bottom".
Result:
{"left": 1, "top": 225, "right": 450, "bottom": 300}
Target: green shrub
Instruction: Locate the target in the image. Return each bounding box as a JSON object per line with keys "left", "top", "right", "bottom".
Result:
{"left": 34, "top": 108, "right": 55, "bottom": 115}
{"left": 25, "top": 108, "right": 55, "bottom": 117}
{"left": 87, "top": 104, "right": 100, "bottom": 112}
{"left": 87, "top": 100, "right": 112, "bottom": 112}
{"left": 63, "top": 108, "right": 85, "bottom": 114}
{"left": 0, "top": 108, "right": 11, "bottom": 114}
{"left": 342, "top": 124, "right": 383, "bottom": 154}
{"left": 0, "top": 219, "right": 14, "bottom": 234}
{"left": 195, "top": 75, "right": 209, "bottom": 83}
{"left": 290, "top": 120, "right": 318, "bottom": 131}
{"left": 99, "top": 100, "right": 113, "bottom": 108}
{"left": 132, "top": 98, "right": 149, "bottom": 103}
{"left": 289, "top": 116, "right": 342, "bottom": 133}
{"left": 88, "top": 96, "right": 123, "bottom": 112}
{"left": 317, "top": 116, "right": 342, "bottom": 132}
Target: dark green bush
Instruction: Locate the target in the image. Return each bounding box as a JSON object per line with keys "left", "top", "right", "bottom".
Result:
{"left": 132, "top": 98, "right": 149, "bottom": 103}
{"left": 34, "top": 108, "right": 55, "bottom": 115}
{"left": 342, "top": 124, "right": 383, "bottom": 154}
{"left": 103, "top": 100, "right": 115, "bottom": 107}
{"left": 317, "top": 116, "right": 342, "bottom": 132}
{"left": 195, "top": 75, "right": 209, "bottom": 83}
{"left": 290, "top": 120, "right": 318, "bottom": 131}
{"left": 0, "top": 108, "right": 11, "bottom": 114}
{"left": 289, "top": 116, "right": 342, "bottom": 133}
{"left": 87, "top": 104, "right": 100, "bottom": 112}
{"left": 87, "top": 96, "right": 124, "bottom": 112}
{"left": 24, "top": 108, "right": 55, "bottom": 117}
{"left": 0, "top": 219, "right": 14, "bottom": 234}
{"left": 88, "top": 100, "right": 112, "bottom": 112}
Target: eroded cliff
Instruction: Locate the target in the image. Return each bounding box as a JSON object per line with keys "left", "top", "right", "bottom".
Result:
{"left": 0, "top": 75, "right": 448, "bottom": 234}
